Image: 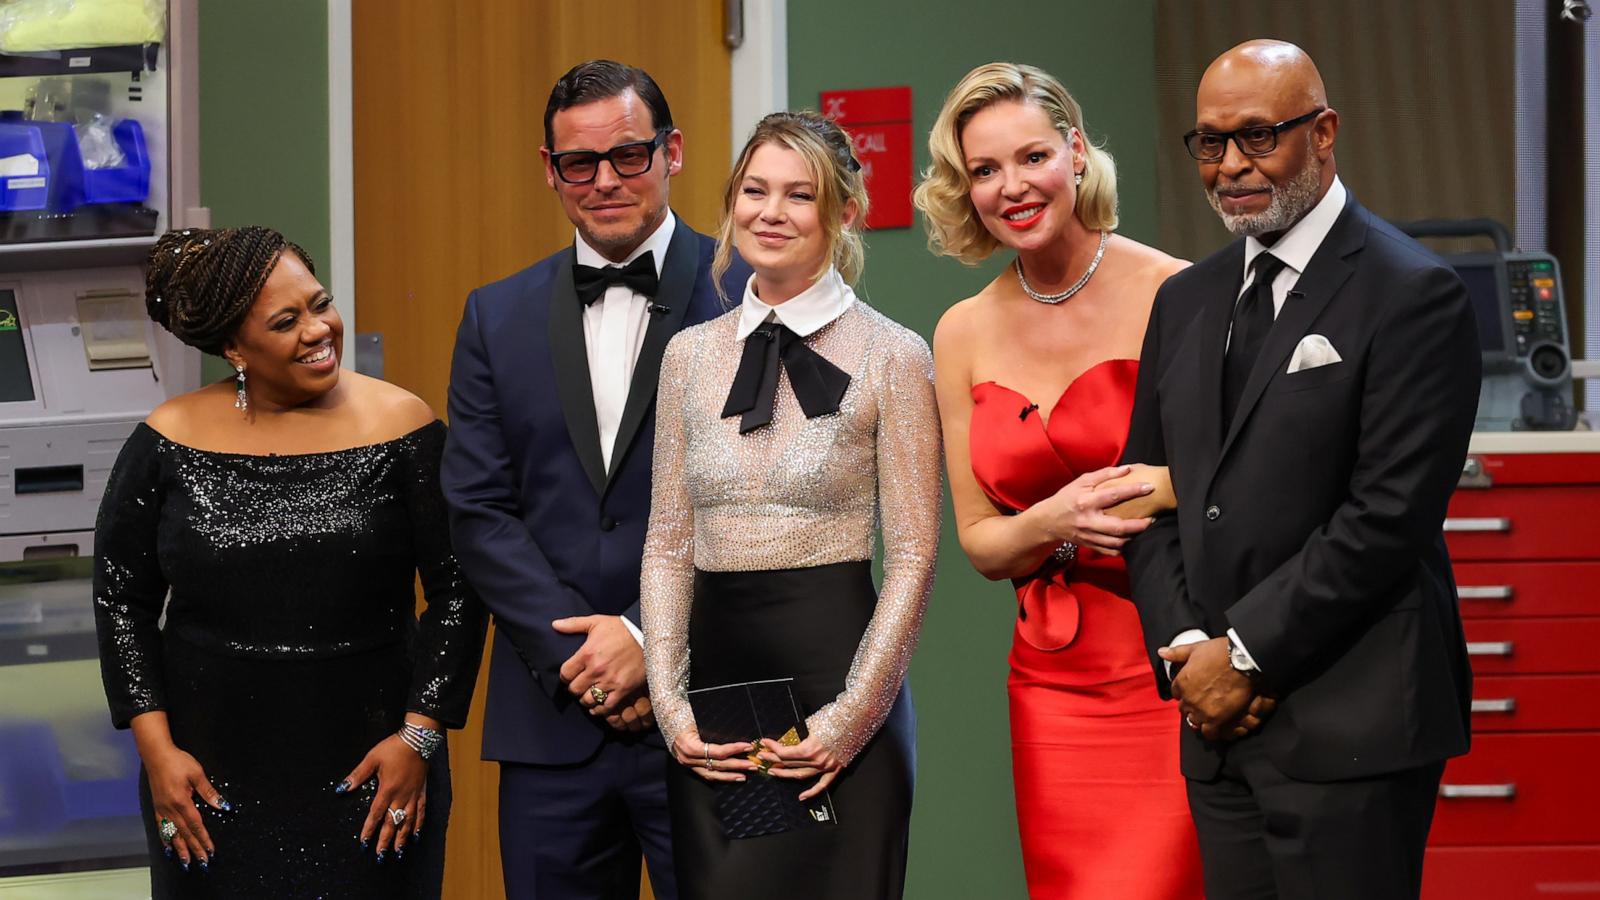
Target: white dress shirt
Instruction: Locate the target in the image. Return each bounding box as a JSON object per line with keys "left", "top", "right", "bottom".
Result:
{"left": 575, "top": 211, "right": 677, "bottom": 473}
{"left": 735, "top": 265, "right": 857, "bottom": 340}
{"left": 573, "top": 211, "right": 676, "bottom": 646}
{"left": 1170, "top": 177, "right": 1348, "bottom": 674}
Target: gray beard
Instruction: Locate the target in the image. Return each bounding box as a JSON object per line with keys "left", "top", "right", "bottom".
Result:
{"left": 1206, "top": 155, "right": 1324, "bottom": 238}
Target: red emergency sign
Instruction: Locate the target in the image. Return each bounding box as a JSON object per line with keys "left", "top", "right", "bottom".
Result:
{"left": 819, "top": 86, "right": 914, "bottom": 230}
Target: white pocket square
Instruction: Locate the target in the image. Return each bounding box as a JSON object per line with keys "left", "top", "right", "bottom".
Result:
{"left": 1287, "top": 334, "right": 1342, "bottom": 373}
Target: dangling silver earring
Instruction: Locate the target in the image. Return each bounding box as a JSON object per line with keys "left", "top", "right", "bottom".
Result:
{"left": 234, "top": 365, "right": 248, "bottom": 414}
{"left": 1075, "top": 172, "right": 1084, "bottom": 186}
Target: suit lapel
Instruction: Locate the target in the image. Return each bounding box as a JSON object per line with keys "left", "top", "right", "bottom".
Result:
{"left": 1216, "top": 197, "right": 1368, "bottom": 461}
{"left": 548, "top": 247, "right": 607, "bottom": 496}
{"left": 604, "top": 223, "right": 697, "bottom": 487}
{"left": 1195, "top": 244, "right": 1245, "bottom": 468}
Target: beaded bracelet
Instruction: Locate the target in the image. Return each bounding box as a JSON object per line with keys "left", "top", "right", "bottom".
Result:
{"left": 1050, "top": 541, "right": 1078, "bottom": 569}
{"left": 398, "top": 721, "right": 445, "bottom": 760}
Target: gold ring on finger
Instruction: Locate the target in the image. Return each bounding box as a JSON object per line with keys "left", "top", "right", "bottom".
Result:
{"left": 589, "top": 685, "right": 609, "bottom": 705}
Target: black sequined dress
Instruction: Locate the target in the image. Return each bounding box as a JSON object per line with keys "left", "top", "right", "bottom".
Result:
{"left": 93, "top": 420, "right": 486, "bottom": 899}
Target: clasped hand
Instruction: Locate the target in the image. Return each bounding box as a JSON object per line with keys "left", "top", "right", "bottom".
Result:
{"left": 1035, "top": 465, "right": 1160, "bottom": 557}
{"left": 672, "top": 731, "right": 842, "bottom": 801}
{"left": 1160, "top": 637, "right": 1278, "bottom": 741}
{"left": 554, "top": 614, "right": 654, "bottom": 733}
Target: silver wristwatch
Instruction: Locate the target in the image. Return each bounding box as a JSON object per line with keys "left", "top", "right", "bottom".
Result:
{"left": 1227, "top": 636, "right": 1260, "bottom": 679}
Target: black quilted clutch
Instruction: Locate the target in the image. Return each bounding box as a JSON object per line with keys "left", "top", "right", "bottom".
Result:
{"left": 687, "top": 678, "right": 839, "bottom": 839}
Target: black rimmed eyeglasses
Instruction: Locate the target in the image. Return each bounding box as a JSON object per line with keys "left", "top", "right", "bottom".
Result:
{"left": 1182, "top": 108, "right": 1326, "bottom": 162}
{"left": 549, "top": 129, "right": 672, "bottom": 184}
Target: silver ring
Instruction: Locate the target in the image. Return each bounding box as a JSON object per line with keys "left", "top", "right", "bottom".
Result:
{"left": 159, "top": 818, "right": 177, "bottom": 843}
{"left": 388, "top": 807, "right": 407, "bottom": 827}
{"left": 1185, "top": 715, "right": 1199, "bottom": 730}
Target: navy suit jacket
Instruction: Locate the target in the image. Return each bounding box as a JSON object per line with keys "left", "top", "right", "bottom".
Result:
{"left": 442, "top": 218, "right": 746, "bottom": 765}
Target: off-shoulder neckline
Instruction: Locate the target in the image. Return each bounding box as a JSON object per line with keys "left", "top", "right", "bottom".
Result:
{"left": 138, "top": 419, "right": 442, "bottom": 460}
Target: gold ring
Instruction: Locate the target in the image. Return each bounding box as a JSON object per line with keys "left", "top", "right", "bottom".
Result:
{"left": 589, "top": 685, "right": 609, "bottom": 705}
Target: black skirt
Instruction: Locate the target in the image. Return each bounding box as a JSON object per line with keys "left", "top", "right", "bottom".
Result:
{"left": 668, "top": 561, "right": 915, "bottom": 900}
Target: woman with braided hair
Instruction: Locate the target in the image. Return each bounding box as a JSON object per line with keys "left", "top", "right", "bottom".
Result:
{"left": 92, "top": 226, "right": 487, "bottom": 898}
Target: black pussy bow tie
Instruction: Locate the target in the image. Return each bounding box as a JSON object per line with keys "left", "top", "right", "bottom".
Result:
{"left": 573, "top": 252, "right": 658, "bottom": 306}
{"left": 720, "top": 321, "right": 851, "bottom": 434}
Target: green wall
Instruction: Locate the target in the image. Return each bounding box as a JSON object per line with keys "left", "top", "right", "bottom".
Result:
{"left": 788, "top": 3, "right": 1159, "bottom": 895}
{"left": 196, "top": 0, "right": 329, "bottom": 381}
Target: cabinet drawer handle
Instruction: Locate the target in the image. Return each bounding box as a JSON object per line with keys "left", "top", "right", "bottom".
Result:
{"left": 1443, "top": 517, "right": 1511, "bottom": 533}
{"left": 1439, "top": 784, "right": 1516, "bottom": 799}
{"left": 1466, "top": 641, "right": 1515, "bottom": 657}
{"left": 1470, "top": 698, "right": 1516, "bottom": 714}
{"left": 1458, "top": 585, "right": 1513, "bottom": 600}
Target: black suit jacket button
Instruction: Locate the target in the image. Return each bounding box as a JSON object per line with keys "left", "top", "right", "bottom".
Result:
{"left": 599, "top": 515, "right": 617, "bottom": 532}
{"left": 1205, "top": 505, "right": 1221, "bottom": 521}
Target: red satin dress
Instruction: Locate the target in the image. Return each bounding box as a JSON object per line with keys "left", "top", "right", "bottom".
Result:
{"left": 970, "top": 359, "right": 1203, "bottom": 900}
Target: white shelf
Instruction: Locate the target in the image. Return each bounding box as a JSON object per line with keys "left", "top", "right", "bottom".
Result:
{"left": 0, "top": 236, "right": 156, "bottom": 270}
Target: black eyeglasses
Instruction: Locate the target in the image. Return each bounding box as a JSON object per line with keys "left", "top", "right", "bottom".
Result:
{"left": 1182, "top": 108, "right": 1325, "bottom": 162}
{"left": 549, "top": 130, "right": 671, "bottom": 184}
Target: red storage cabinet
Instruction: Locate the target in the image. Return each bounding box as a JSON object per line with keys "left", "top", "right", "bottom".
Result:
{"left": 1423, "top": 433, "right": 1600, "bottom": 899}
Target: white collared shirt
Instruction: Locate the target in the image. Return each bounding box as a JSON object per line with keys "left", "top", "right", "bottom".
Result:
{"left": 735, "top": 266, "right": 856, "bottom": 341}
{"left": 1238, "top": 176, "right": 1348, "bottom": 316}
{"left": 1172, "top": 177, "right": 1348, "bottom": 676}
{"left": 574, "top": 211, "right": 676, "bottom": 472}
{"left": 573, "top": 212, "right": 675, "bottom": 648}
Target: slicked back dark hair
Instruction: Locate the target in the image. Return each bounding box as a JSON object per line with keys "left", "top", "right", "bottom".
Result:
{"left": 543, "top": 59, "right": 674, "bottom": 150}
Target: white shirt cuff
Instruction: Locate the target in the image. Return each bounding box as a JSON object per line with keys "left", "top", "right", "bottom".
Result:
{"left": 1164, "top": 629, "right": 1210, "bottom": 678}
{"left": 1226, "top": 627, "right": 1261, "bottom": 673}
{"left": 620, "top": 615, "right": 644, "bottom": 647}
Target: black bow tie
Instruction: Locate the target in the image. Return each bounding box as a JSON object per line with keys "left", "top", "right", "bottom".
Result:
{"left": 573, "top": 252, "right": 658, "bottom": 306}
{"left": 721, "top": 322, "right": 851, "bottom": 434}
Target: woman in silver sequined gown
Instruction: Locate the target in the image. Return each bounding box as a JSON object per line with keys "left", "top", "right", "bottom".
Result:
{"left": 93, "top": 227, "right": 487, "bottom": 899}
{"left": 641, "top": 113, "right": 942, "bottom": 899}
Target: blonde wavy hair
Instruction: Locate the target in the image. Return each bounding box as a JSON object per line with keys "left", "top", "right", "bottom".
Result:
{"left": 713, "top": 111, "right": 870, "bottom": 301}
{"left": 913, "top": 62, "right": 1118, "bottom": 265}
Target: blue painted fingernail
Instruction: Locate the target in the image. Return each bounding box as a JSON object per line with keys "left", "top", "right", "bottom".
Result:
{"left": 359, "top": 838, "right": 369, "bottom": 849}
{"left": 335, "top": 780, "right": 350, "bottom": 794}
{"left": 179, "top": 861, "right": 189, "bottom": 873}
{"left": 376, "top": 850, "right": 386, "bottom": 863}
{"left": 218, "top": 798, "right": 232, "bottom": 812}
{"left": 396, "top": 847, "right": 405, "bottom": 859}
{"left": 199, "top": 861, "right": 209, "bottom": 874}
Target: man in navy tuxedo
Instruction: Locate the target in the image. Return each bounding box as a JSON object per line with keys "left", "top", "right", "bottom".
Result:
{"left": 442, "top": 60, "right": 745, "bottom": 900}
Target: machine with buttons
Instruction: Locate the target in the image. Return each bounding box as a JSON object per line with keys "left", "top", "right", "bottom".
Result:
{"left": 1399, "top": 219, "right": 1577, "bottom": 432}
{"left": 0, "top": 1, "right": 203, "bottom": 884}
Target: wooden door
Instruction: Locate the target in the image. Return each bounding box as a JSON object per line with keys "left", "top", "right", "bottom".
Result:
{"left": 351, "top": 4, "right": 732, "bottom": 898}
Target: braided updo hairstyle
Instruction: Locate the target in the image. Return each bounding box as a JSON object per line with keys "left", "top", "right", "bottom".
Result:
{"left": 144, "top": 226, "right": 316, "bottom": 356}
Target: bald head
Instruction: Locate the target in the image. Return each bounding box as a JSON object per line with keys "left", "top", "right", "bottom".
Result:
{"left": 1192, "top": 40, "right": 1339, "bottom": 240}
{"left": 1200, "top": 40, "right": 1327, "bottom": 118}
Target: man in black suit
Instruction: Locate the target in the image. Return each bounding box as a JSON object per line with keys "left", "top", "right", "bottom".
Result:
{"left": 1122, "top": 40, "right": 1480, "bottom": 899}
{"left": 442, "top": 60, "right": 745, "bottom": 900}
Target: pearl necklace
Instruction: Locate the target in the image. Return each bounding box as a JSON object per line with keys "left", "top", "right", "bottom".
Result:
{"left": 1014, "top": 230, "right": 1109, "bottom": 304}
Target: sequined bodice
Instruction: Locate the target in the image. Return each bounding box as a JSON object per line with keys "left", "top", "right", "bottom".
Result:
{"left": 94, "top": 420, "right": 485, "bottom": 728}
{"left": 641, "top": 301, "right": 943, "bottom": 764}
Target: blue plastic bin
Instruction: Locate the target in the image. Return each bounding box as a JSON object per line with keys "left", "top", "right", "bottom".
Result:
{"left": 0, "top": 122, "right": 50, "bottom": 212}
{"left": 67, "top": 118, "right": 150, "bottom": 208}
{"left": 13, "top": 116, "right": 150, "bottom": 212}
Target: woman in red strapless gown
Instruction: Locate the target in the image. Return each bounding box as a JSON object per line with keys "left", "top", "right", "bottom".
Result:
{"left": 915, "top": 63, "right": 1203, "bottom": 898}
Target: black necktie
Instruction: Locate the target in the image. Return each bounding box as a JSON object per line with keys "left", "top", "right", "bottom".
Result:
{"left": 573, "top": 252, "right": 658, "bottom": 306}
{"left": 720, "top": 321, "right": 851, "bottom": 434}
{"left": 1222, "top": 252, "right": 1287, "bottom": 430}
